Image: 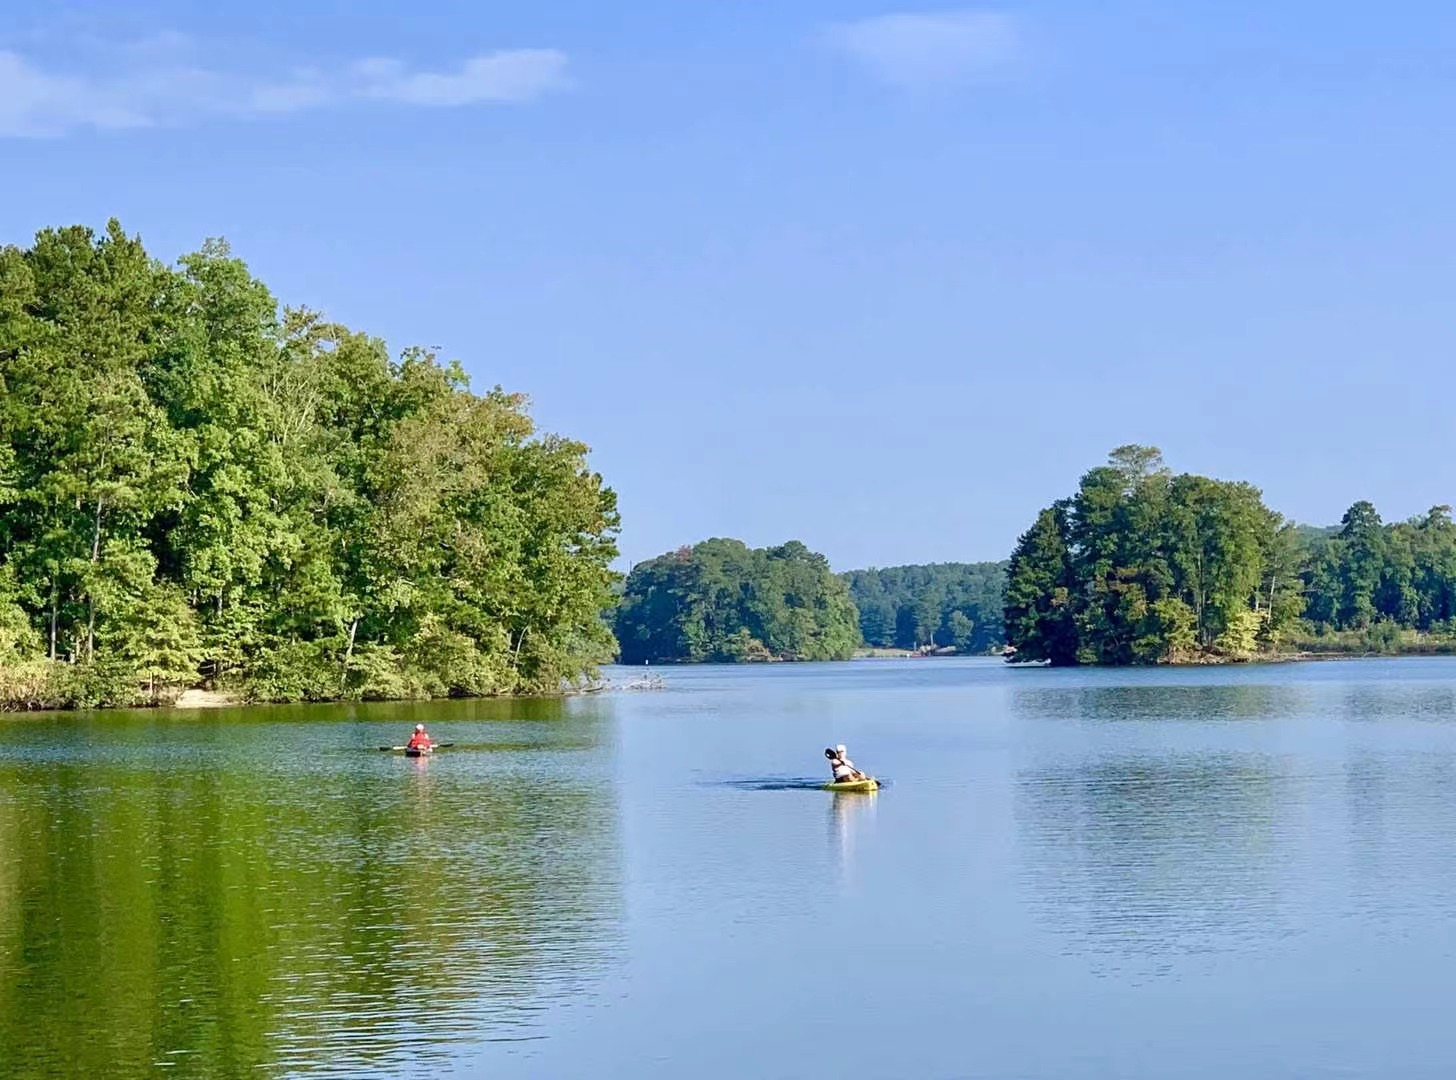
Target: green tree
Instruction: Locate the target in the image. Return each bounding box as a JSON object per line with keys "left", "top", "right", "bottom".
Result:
{"left": 0, "top": 221, "right": 620, "bottom": 707}
{"left": 103, "top": 581, "right": 202, "bottom": 702}
{"left": 944, "top": 610, "right": 976, "bottom": 653}
{"left": 1004, "top": 502, "right": 1078, "bottom": 665}
{"left": 614, "top": 539, "right": 858, "bottom": 664}
{"left": 1006, "top": 448, "right": 1295, "bottom": 666}
{"left": 1337, "top": 501, "right": 1384, "bottom": 629}
{"left": 843, "top": 561, "right": 1006, "bottom": 653}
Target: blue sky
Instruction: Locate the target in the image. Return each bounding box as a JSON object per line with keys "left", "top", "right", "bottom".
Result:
{"left": 3, "top": 2, "right": 1456, "bottom": 570}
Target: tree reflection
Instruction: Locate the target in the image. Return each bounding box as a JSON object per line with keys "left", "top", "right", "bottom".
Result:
{"left": 1337, "top": 682, "right": 1456, "bottom": 723}
{"left": 1015, "top": 752, "right": 1291, "bottom": 974}
{"left": 0, "top": 702, "right": 623, "bottom": 1078}
{"left": 1011, "top": 680, "right": 1303, "bottom": 723}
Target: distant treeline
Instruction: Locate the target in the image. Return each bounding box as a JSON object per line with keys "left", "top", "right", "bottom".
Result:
{"left": 1005, "top": 446, "right": 1456, "bottom": 666}
{"left": 1302, "top": 504, "right": 1456, "bottom": 640}
{"left": 842, "top": 563, "right": 1006, "bottom": 653}
{"left": 612, "top": 541, "right": 1007, "bottom": 664}
{"left": 612, "top": 539, "right": 860, "bottom": 663}
{"left": 0, "top": 222, "right": 619, "bottom": 709}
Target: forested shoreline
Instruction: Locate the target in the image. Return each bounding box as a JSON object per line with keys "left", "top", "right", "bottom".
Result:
{"left": 1004, "top": 447, "right": 1456, "bottom": 666}
{"left": 603, "top": 443, "right": 1456, "bottom": 670}
{"left": 612, "top": 539, "right": 860, "bottom": 664}
{"left": 844, "top": 562, "right": 1005, "bottom": 655}
{"left": 0, "top": 222, "right": 620, "bottom": 709}
{"left": 5, "top": 226, "right": 1451, "bottom": 704}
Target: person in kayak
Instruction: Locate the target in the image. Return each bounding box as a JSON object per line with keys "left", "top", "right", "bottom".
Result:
{"left": 835, "top": 744, "right": 868, "bottom": 779}
{"left": 825, "top": 746, "right": 866, "bottom": 783}
{"left": 407, "top": 724, "right": 433, "bottom": 752}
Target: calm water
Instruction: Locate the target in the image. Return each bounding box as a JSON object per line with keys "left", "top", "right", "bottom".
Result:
{"left": 7, "top": 658, "right": 1456, "bottom": 1078}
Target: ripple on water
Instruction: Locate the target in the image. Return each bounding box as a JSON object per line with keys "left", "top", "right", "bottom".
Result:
{"left": 0, "top": 708, "right": 625, "bottom": 1078}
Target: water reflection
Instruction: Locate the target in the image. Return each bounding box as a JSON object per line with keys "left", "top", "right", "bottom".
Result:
{"left": 1343, "top": 751, "right": 1456, "bottom": 925}
{"left": 828, "top": 792, "right": 875, "bottom": 884}
{"left": 1337, "top": 683, "right": 1456, "bottom": 723}
{"left": 0, "top": 701, "right": 624, "bottom": 1079}
{"left": 1012, "top": 682, "right": 1303, "bottom": 722}
{"left": 1015, "top": 753, "right": 1292, "bottom": 975}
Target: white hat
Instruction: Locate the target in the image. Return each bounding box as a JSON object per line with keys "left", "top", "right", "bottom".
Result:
{"left": 416, "top": 724, "right": 425, "bottom": 732}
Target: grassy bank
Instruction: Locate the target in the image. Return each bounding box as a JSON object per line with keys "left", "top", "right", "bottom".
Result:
{"left": 1286, "top": 626, "right": 1456, "bottom": 658}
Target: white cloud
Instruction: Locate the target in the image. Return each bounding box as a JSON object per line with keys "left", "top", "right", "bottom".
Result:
{"left": 0, "top": 36, "right": 570, "bottom": 137}
{"left": 353, "top": 50, "right": 569, "bottom": 106}
{"left": 822, "top": 10, "right": 1018, "bottom": 89}
{"left": 0, "top": 52, "right": 151, "bottom": 135}
{"left": 246, "top": 75, "right": 333, "bottom": 115}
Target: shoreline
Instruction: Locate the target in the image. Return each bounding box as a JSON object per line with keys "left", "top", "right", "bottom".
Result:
{"left": 174, "top": 689, "right": 240, "bottom": 709}
{"left": 5, "top": 674, "right": 658, "bottom": 716}
{"left": 1004, "top": 649, "right": 1456, "bottom": 669}
{"left": 9, "top": 649, "right": 1453, "bottom": 714}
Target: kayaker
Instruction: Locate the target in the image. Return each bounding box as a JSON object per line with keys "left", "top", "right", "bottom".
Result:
{"left": 407, "top": 724, "right": 433, "bottom": 752}
{"left": 836, "top": 744, "right": 868, "bottom": 780}
{"left": 825, "top": 746, "right": 864, "bottom": 783}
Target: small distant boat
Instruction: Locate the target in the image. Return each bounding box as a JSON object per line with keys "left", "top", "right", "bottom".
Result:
{"left": 823, "top": 777, "right": 879, "bottom": 793}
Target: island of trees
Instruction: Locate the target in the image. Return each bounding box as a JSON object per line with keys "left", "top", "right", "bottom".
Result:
{"left": 1004, "top": 446, "right": 1456, "bottom": 665}
{"left": 612, "top": 539, "right": 860, "bottom": 664}
{"left": 0, "top": 222, "right": 619, "bottom": 709}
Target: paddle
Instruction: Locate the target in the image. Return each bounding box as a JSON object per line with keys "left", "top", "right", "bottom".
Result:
{"left": 377, "top": 742, "right": 455, "bottom": 751}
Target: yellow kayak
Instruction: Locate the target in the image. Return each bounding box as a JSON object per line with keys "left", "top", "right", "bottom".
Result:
{"left": 823, "top": 777, "right": 878, "bottom": 793}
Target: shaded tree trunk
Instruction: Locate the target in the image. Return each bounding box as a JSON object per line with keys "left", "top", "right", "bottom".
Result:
{"left": 340, "top": 617, "right": 359, "bottom": 692}
{"left": 86, "top": 496, "right": 104, "bottom": 661}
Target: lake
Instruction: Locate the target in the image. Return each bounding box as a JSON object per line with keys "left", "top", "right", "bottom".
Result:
{"left": 6, "top": 657, "right": 1456, "bottom": 1078}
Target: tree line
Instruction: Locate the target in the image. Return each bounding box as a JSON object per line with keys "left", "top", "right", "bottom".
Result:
{"left": 1302, "top": 503, "right": 1456, "bottom": 645}
{"left": 11, "top": 242, "right": 1440, "bottom": 696}
{"left": 1004, "top": 446, "right": 1456, "bottom": 665}
{"left": 612, "top": 543, "right": 1009, "bottom": 664}
{"left": 0, "top": 221, "right": 619, "bottom": 708}
{"left": 598, "top": 444, "right": 1456, "bottom": 668}
{"left": 842, "top": 562, "right": 1006, "bottom": 653}
{"left": 611, "top": 539, "right": 861, "bottom": 663}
